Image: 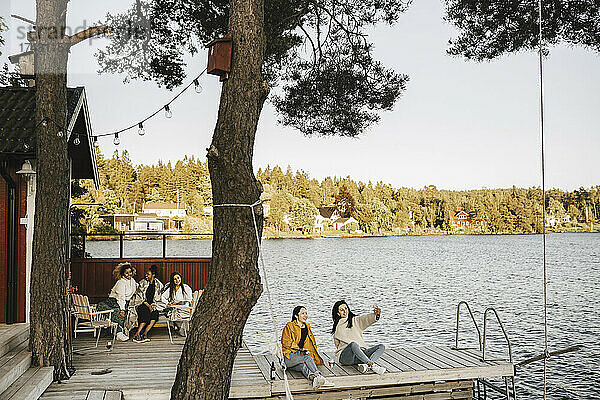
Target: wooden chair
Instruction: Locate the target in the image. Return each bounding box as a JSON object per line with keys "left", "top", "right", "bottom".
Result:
{"left": 167, "top": 290, "right": 202, "bottom": 344}
{"left": 71, "top": 293, "right": 118, "bottom": 349}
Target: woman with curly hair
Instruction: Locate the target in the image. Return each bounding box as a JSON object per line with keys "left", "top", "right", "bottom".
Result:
{"left": 96, "top": 262, "right": 138, "bottom": 341}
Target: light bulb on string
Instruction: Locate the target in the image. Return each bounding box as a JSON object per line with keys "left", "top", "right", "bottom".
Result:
{"left": 57, "top": 130, "right": 63, "bottom": 138}
{"left": 113, "top": 133, "right": 120, "bottom": 145}
{"left": 73, "top": 135, "right": 81, "bottom": 146}
{"left": 41, "top": 118, "right": 48, "bottom": 127}
{"left": 164, "top": 104, "right": 172, "bottom": 118}
{"left": 138, "top": 122, "right": 146, "bottom": 136}
{"left": 194, "top": 79, "right": 202, "bottom": 94}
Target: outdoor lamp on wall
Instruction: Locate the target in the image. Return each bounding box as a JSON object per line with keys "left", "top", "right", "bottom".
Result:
{"left": 16, "top": 160, "right": 36, "bottom": 176}
{"left": 16, "top": 160, "right": 36, "bottom": 196}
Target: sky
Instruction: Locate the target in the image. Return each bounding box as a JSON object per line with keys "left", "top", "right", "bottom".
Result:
{"left": 1, "top": 0, "right": 599, "bottom": 191}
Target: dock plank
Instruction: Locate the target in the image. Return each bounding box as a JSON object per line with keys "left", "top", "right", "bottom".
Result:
{"left": 441, "top": 346, "right": 499, "bottom": 367}
{"left": 85, "top": 390, "right": 105, "bottom": 400}
{"left": 264, "top": 381, "right": 474, "bottom": 400}
{"left": 104, "top": 391, "right": 122, "bottom": 400}
{"left": 385, "top": 348, "right": 430, "bottom": 371}
{"left": 401, "top": 347, "right": 449, "bottom": 369}
{"left": 380, "top": 351, "right": 415, "bottom": 372}
{"left": 414, "top": 347, "right": 461, "bottom": 369}
{"left": 429, "top": 346, "right": 488, "bottom": 368}
{"left": 371, "top": 352, "right": 402, "bottom": 373}
{"left": 321, "top": 351, "right": 358, "bottom": 376}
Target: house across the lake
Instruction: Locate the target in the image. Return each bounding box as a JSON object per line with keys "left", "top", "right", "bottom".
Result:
{"left": 332, "top": 217, "right": 359, "bottom": 232}
{"left": 99, "top": 213, "right": 136, "bottom": 231}
{"left": 451, "top": 210, "right": 486, "bottom": 233}
{"left": 314, "top": 206, "right": 339, "bottom": 231}
{"left": 98, "top": 202, "right": 188, "bottom": 232}
{"left": 133, "top": 213, "right": 165, "bottom": 231}
{"left": 0, "top": 86, "right": 99, "bottom": 323}
{"left": 143, "top": 202, "right": 186, "bottom": 230}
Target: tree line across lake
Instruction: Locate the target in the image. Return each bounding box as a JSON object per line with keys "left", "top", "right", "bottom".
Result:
{"left": 74, "top": 149, "right": 600, "bottom": 235}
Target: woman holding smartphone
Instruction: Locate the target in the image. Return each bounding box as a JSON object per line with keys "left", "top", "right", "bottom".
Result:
{"left": 281, "top": 305, "right": 334, "bottom": 390}
{"left": 331, "top": 300, "right": 386, "bottom": 374}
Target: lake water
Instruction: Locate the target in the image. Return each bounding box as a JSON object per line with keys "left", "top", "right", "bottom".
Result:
{"left": 86, "top": 233, "right": 600, "bottom": 399}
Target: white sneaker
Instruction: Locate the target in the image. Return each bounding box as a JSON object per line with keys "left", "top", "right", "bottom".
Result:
{"left": 358, "top": 363, "right": 370, "bottom": 373}
{"left": 321, "top": 378, "right": 335, "bottom": 388}
{"left": 312, "top": 375, "right": 325, "bottom": 390}
{"left": 116, "top": 332, "right": 129, "bottom": 341}
{"left": 372, "top": 365, "right": 386, "bottom": 375}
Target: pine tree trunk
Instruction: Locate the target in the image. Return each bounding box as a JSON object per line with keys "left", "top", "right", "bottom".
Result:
{"left": 29, "top": 0, "right": 72, "bottom": 380}
{"left": 170, "top": 0, "right": 268, "bottom": 398}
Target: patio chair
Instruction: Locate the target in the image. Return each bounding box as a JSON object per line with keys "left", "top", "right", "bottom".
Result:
{"left": 71, "top": 293, "right": 118, "bottom": 349}
{"left": 167, "top": 290, "right": 202, "bottom": 344}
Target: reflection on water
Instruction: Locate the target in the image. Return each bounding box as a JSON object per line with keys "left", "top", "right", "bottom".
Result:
{"left": 87, "top": 233, "right": 600, "bottom": 399}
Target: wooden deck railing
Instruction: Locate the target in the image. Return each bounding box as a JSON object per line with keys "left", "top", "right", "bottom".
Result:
{"left": 70, "top": 257, "right": 211, "bottom": 303}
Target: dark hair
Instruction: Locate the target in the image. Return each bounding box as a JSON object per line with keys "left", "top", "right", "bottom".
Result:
{"left": 168, "top": 271, "right": 187, "bottom": 302}
{"left": 148, "top": 265, "right": 158, "bottom": 277}
{"left": 291, "top": 305, "right": 306, "bottom": 322}
{"left": 331, "top": 300, "right": 356, "bottom": 334}
{"left": 119, "top": 263, "right": 133, "bottom": 277}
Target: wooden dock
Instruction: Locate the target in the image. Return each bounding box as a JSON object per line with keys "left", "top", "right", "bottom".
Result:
{"left": 40, "top": 330, "right": 514, "bottom": 400}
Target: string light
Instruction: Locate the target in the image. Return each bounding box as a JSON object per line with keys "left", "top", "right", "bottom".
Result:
{"left": 113, "top": 133, "right": 120, "bottom": 145}
{"left": 73, "top": 135, "right": 81, "bottom": 146}
{"left": 194, "top": 79, "right": 203, "bottom": 94}
{"left": 92, "top": 68, "right": 207, "bottom": 141}
{"left": 35, "top": 116, "right": 66, "bottom": 138}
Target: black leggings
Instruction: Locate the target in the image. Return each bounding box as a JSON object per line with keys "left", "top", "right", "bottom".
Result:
{"left": 136, "top": 304, "right": 159, "bottom": 324}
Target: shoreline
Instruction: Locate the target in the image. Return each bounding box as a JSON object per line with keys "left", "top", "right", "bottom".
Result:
{"left": 81, "top": 229, "right": 600, "bottom": 241}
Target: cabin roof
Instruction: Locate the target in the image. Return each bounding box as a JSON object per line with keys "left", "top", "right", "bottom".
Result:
{"left": 0, "top": 86, "right": 99, "bottom": 186}
{"left": 318, "top": 206, "right": 337, "bottom": 219}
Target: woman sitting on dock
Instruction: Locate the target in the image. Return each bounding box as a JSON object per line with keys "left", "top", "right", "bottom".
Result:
{"left": 281, "top": 306, "right": 334, "bottom": 390}
{"left": 131, "top": 265, "right": 164, "bottom": 343}
{"left": 331, "top": 300, "right": 386, "bottom": 374}
{"left": 159, "top": 271, "right": 193, "bottom": 336}
{"left": 96, "top": 262, "right": 138, "bottom": 341}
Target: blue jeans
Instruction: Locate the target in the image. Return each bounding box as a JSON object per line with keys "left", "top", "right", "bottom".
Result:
{"left": 339, "top": 342, "right": 385, "bottom": 365}
{"left": 284, "top": 351, "right": 319, "bottom": 379}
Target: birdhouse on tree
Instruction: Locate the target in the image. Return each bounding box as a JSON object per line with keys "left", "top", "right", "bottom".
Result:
{"left": 207, "top": 35, "right": 232, "bottom": 82}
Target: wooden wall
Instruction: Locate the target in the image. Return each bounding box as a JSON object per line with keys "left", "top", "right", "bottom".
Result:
{"left": 0, "top": 176, "right": 7, "bottom": 323}
{"left": 70, "top": 257, "right": 211, "bottom": 303}
{"left": 0, "top": 169, "right": 28, "bottom": 323}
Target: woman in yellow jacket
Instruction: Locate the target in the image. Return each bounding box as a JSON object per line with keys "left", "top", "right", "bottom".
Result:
{"left": 281, "top": 305, "right": 334, "bottom": 390}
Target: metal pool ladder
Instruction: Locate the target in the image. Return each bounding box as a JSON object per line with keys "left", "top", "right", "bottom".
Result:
{"left": 454, "top": 302, "right": 517, "bottom": 400}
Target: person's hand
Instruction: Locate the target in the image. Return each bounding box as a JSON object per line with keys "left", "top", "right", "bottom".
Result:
{"left": 151, "top": 305, "right": 156, "bottom": 311}
{"left": 119, "top": 310, "right": 125, "bottom": 318}
{"left": 373, "top": 305, "right": 381, "bottom": 317}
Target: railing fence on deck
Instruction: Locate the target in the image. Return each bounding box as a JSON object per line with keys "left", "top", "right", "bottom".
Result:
{"left": 70, "top": 257, "right": 211, "bottom": 303}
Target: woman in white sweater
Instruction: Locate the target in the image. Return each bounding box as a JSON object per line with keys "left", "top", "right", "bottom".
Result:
{"left": 96, "top": 262, "right": 138, "bottom": 341}
{"left": 331, "top": 300, "right": 386, "bottom": 374}
{"left": 159, "top": 271, "right": 193, "bottom": 335}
